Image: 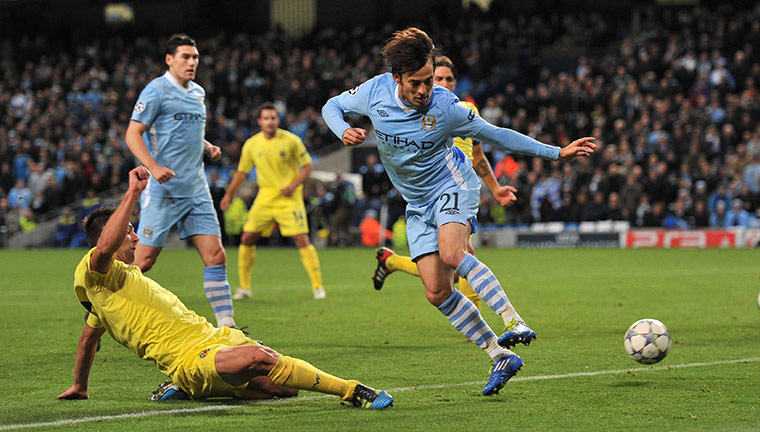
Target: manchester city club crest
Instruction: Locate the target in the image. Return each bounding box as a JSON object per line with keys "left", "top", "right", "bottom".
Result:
{"left": 421, "top": 114, "right": 436, "bottom": 131}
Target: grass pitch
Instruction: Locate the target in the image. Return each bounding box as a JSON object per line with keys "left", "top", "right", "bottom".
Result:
{"left": 1, "top": 247, "right": 758, "bottom": 431}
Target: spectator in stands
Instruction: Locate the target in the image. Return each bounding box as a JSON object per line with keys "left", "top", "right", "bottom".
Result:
{"left": 710, "top": 201, "right": 728, "bottom": 228}
{"left": 54, "top": 207, "right": 78, "bottom": 247}
{"left": 724, "top": 199, "right": 754, "bottom": 228}
{"left": 8, "top": 180, "right": 31, "bottom": 210}
{"left": 328, "top": 173, "right": 357, "bottom": 247}
{"left": 18, "top": 208, "right": 37, "bottom": 232}
{"left": 359, "top": 154, "right": 391, "bottom": 215}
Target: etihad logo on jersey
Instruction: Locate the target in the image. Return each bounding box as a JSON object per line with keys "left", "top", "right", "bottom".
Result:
{"left": 375, "top": 129, "right": 434, "bottom": 151}
{"left": 174, "top": 112, "right": 205, "bottom": 122}
{"left": 421, "top": 114, "right": 436, "bottom": 131}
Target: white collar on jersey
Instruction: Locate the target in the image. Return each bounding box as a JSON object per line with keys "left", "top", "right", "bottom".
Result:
{"left": 163, "top": 71, "right": 193, "bottom": 94}
{"left": 393, "top": 83, "right": 417, "bottom": 114}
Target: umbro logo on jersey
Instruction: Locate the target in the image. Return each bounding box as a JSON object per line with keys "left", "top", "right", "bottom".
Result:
{"left": 444, "top": 209, "right": 460, "bottom": 215}
{"left": 377, "top": 110, "right": 389, "bottom": 117}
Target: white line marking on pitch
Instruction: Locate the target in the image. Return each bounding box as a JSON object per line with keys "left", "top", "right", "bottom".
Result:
{"left": 3, "top": 357, "right": 758, "bottom": 431}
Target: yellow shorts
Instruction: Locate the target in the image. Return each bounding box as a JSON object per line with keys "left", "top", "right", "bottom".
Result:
{"left": 244, "top": 194, "right": 308, "bottom": 237}
{"left": 170, "top": 326, "right": 259, "bottom": 399}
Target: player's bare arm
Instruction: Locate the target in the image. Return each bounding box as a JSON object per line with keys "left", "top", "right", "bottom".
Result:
{"left": 204, "top": 139, "right": 222, "bottom": 161}
{"left": 342, "top": 128, "right": 367, "bottom": 146}
{"left": 472, "top": 143, "right": 517, "bottom": 206}
{"left": 281, "top": 163, "right": 312, "bottom": 197}
{"left": 220, "top": 170, "right": 250, "bottom": 211}
{"left": 558, "top": 137, "right": 597, "bottom": 161}
{"left": 57, "top": 323, "right": 107, "bottom": 400}
{"left": 125, "top": 120, "right": 176, "bottom": 183}
{"left": 90, "top": 167, "right": 149, "bottom": 274}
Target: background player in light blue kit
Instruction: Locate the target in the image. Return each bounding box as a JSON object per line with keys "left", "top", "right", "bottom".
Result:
{"left": 125, "top": 34, "right": 237, "bottom": 330}
{"left": 322, "top": 27, "right": 596, "bottom": 395}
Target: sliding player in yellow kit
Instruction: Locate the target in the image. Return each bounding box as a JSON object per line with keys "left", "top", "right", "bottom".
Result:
{"left": 58, "top": 166, "right": 392, "bottom": 408}
{"left": 221, "top": 103, "right": 325, "bottom": 300}
{"left": 372, "top": 56, "right": 531, "bottom": 336}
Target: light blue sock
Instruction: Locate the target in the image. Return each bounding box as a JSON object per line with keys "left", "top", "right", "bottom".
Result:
{"left": 455, "top": 253, "right": 510, "bottom": 316}
{"left": 204, "top": 265, "right": 235, "bottom": 328}
{"left": 437, "top": 289, "right": 497, "bottom": 349}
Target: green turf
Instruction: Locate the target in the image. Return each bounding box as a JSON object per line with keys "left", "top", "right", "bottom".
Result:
{"left": 1, "top": 247, "right": 758, "bottom": 431}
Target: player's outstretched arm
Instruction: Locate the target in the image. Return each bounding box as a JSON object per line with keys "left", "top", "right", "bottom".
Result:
{"left": 125, "top": 120, "right": 175, "bottom": 183}
{"left": 558, "top": 137, "right": 597, "bottom": 161}
{"left": 90, "top": 167, "right": 149, "bottom": 274}
{"left": 58, "top": 323, "right": 107, "bottom": 400}
{"left": 472, "top": 143, "right": 516, "bottom": 206}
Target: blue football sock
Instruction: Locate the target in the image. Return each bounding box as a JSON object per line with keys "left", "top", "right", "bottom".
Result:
{"left": 204, "top": 265, "right": 235, "bottom": 327}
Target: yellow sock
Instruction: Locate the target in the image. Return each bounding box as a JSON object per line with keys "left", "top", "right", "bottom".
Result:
{"left": 458, "top": 278, "right": 481, "bottom": 310}
{"left": 298, "top": 245, "right": 323, "bottom": 290}
{"left": 268, "top": 355, "right": 357, "bottom": 400}
{"left": 386, "top": 253, "right": 419, "bottom": 276}
{"left": 238, "top": 245, "right": 256, "bottom": 290}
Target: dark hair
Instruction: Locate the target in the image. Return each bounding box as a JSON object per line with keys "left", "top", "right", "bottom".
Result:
{"left": 257, "top": 102, "right": 278, "bottom": 118}
{"left": 165, "top": 33, "right": 196, "bottom": 55}
{"left": 381, "top": 27, "right": 436, "bottom": 77}
{"left": 83, "top": 206, "right": 116, "bottom": 247}
{"left": 434, "top": 55, "right": 457, "bottom": 79}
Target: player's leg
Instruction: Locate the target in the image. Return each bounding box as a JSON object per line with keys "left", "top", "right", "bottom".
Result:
{"left": 235, "top": 198, "right": 274, "bottom": 300}
{"left": 457, "top": 238, "right": 481, "bottom": 310}
{"left": 292, "top": 234, "right": 325, "bottom": 299}
{"left": 193, "top": 234, "right": 236, "bottom": 328}
{"left": 214, "top": 344, "right": 392, "bottom": 408}
{"left": 450, "top": 237, "right": 535, "bottom": 348}
{"left": 234, "top": 230, "right": 261, "bottom": 300}
{"left": 278, "top": 199, "right": 325, "bottom": 299}
{"left": 181, "top": 194, "right": 236, "bottom": 329}
{"left": 371, "top": 246, "right": 420, "bottom": 290}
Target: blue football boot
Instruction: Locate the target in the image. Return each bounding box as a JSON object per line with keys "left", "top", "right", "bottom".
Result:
{"left": 498, "top": 318, "right": 537, "bottom": 349}
{"left": 483, "top": 354, "right": 524, "bottom": 396}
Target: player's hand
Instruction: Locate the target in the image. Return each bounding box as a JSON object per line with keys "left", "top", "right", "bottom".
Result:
{"left": 220, "top": 194, "right": 232, "bottom": 211}
{"left": 206, "top": 144, "right": 222, "bottom": 161}
{"left": 558, "top": 137, "right": 597, "bottom": 162}
{"left": 280, "top": 185, "right": 296, "bottom": 197}
{"left": 58, "top": 386, "right": 88, "bottom": 400}
{"left": 128, "top": 166, "right": 150, "bottom": 194}
{"left": 342, "top": 128, "right": 366, "bottom": 146}
{"left": 493, "top": 185, "right": 518, "bottom": 206}
{"left": 149, "top": 165, "right": 175, "bottom": 184}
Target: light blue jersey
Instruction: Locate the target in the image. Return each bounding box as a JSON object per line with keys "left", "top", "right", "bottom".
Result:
{"left": 322, "top": 73, "right": 560, "bottom": 206}
{"left": 131, "top": 71, "right": 208, "bottom": 199}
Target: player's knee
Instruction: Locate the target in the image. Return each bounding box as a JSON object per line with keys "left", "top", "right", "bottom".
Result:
{"left": 246, "top": 345, "right": 279, "bottom": 374}
{"left": 439, "top": 249, "right": 463, "bottom": 269}
{"left": 293, "top": 235, "right": 311, "bottom": 249}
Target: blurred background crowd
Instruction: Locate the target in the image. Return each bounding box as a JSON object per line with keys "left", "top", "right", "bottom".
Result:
{"left": 1, "top": 2, "right": 760, "bottom": 247}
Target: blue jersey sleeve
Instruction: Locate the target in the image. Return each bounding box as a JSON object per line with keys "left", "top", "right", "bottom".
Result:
{"left": 322, "top": 79, "right": 374, "bottom": 142}
{"left": 131, "top": 85, "right": 160, "bottom": 128}
{"left": 448, "top": 101, "right": 559, "bottom": 160}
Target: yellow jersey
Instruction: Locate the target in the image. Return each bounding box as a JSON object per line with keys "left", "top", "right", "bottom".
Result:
{"left": 453, "top": 101, "right": 480, "bottom": 162}
{"left": 74, "top": 248, "right": 217, "bottom": 376}
{"left": 238, "top": 129, "right": 312, "bottom": 201}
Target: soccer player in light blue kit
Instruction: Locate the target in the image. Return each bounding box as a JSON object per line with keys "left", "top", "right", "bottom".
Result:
{"left": 322, "top": 28, "right": 597, "bottom": 395}
{"left": 125, "top": 34, "right": 237, "bottom": 330}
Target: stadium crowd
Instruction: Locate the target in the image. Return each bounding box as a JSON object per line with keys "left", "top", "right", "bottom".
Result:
{"left": 1, "top": 4, "right": 760, "bottom": 247}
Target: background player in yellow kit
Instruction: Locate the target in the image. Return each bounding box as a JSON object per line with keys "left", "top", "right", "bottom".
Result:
{"left": 57, "top": 166, "right": 392, "bottom": 408}
{"left": 221, "top": 103, "right": 325, "bottom": 300}
{"left": 372, "top": 56, "right": 516, "bottom": 311}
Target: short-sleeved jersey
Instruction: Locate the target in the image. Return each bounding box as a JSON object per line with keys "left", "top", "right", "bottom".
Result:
{"left": 238, "top": 129, "right": 312, "bottom": 201}
{"left": 453, "top": 101, "right": 479, "bottom": 161}
{"left": 131, "top": 71, "right": 209, "bottom": 198}
{"left": 74, "top": 248, "right": 217, "bottom": 376}
{"left": 322, "top": 73, "right": 559, "bottom": 205}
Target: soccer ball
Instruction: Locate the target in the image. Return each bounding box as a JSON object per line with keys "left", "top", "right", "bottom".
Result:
{"left": 624, "top": 318, "right": 671, "bottom": 364}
